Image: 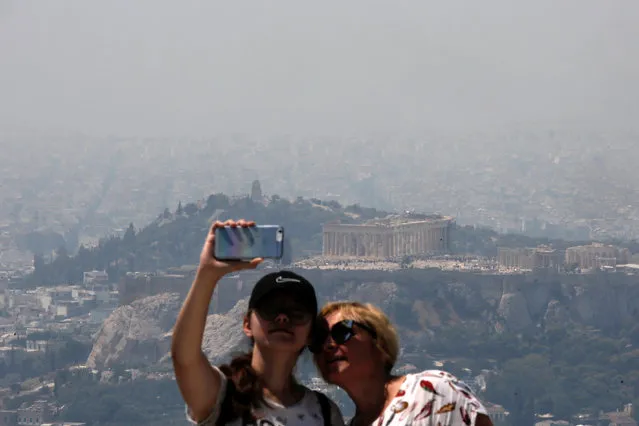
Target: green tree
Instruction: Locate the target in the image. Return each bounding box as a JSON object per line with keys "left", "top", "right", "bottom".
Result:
{"left": 123, "top": 223, "right": 136, "bottom": 245}
{"left": 184, "top": 202, "right": 198, "bottom": 216}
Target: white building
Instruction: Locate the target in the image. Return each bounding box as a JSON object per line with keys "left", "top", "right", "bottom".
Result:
{"left": 83, "top": 270, "right": 109, "bottom": 286}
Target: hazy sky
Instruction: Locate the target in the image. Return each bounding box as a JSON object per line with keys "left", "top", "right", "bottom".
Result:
{"left": 1, "top": 0, "right": 638, "bottom": 138}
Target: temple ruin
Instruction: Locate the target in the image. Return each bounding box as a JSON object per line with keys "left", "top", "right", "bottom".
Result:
{"left": 322, "top": 213, "right": 453, "bottom": 258}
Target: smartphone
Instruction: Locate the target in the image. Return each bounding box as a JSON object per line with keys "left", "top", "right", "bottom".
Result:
{"left": 214, "top": 225, "right": 284, "bottom": 261}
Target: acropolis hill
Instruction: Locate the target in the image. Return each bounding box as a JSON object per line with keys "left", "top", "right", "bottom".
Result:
{"left": 90, "top": 265, "right": 639, "bottom": 371}
{"left": 118, "top": 265, "right": 639, "bottom": 335}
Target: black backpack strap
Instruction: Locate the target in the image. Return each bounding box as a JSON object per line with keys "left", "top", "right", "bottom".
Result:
{"left": 217, "top": 378, "right": 255, "bottom": 426}
{"left": 314, "top": 391, "right": 333, "bottom": 426}
{"left": 214, "top": 378, "right": 234, "bottom": 426}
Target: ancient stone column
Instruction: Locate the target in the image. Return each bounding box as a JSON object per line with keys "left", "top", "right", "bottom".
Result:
{"left": 350, "top": 233, "right": 355, "bottom": 256}
{"left": 324, "top": 232, "right": 329, "bottom": 256}
{"left": 364, "top": 232, "right": 373, "bottom": 257}
{"left": 388, "top": 231, "right": 395, "bottom": 257}
{"left": 330, "top": 232, "right": 335, "bottom": 256}
{"left": 392, "top": 234, "right": 397, "bottom": 256}
{"left": 388, "top": 232, "right": 395, "bottom": 257}
{"left": 442, "top": 226, "right": 447, "bottom": 251}
{"left": 323, "top": 233, "right": 329, "bottom": 255}
{"left": 370, "top": 233, "right": 376, "bottom": 257}
{"left": 333, "top": 232, "right": 337, "bottom": 255}
{"left": 349, "top": 232, "right": 355, "bottom": 256}
{"left": 421, "top": 228, "right": 427, "bottom": 252}
{"left": 404, "top": 232, "right": 408, "bottom": 255}
{"left": 430, "top": 228, "right": 435, "bottom": 251}
{"left": 364, "top": 233, "right": 369, "bottom": 257}
{"left": 344, "top": 232, "right": 349, "bottom": 256}
{"left": 402, "top": 232, "right": 406, "bottom": 255}
{"left": 404, "top": 232, "right": 409, "bottom": 255}
{"left": 444, "top": 225, "right": 448, "bottom": 250}
{"left": 364, "top": 233, "right": 370, "bottom": 257}
{"left": 425, "top": 228, "right": 429, "bottom": 252}
{"left": 408, "top": 230, "right": 415, "bottom": 255}
{"left": 391, "top": 233, "right": 396, "bottom": 257}
{"left": 362, "top": 233, "right": 367, "bottom": 257}
{"left": 346, "top": 232, "right": 351, "bottom": 256}
{"left": 373, "top": 233, "right": 378, "bottom": 258}
{"left": 341, "top": 232, "right": 346, "bottom": 256}
{"left": 382, "top": 234, "right": 387, "bottom": 257}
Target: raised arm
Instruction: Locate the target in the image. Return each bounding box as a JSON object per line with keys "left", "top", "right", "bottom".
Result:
{"left": 172, "top": 267, "right": 225, "bottom": 422}
{"left": 171, "top": 219, "right": 262, "bottom": 422}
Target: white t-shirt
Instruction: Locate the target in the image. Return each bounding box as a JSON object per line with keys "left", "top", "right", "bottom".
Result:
{"left": 186, "top": 366, "right": 345, "bottom": 426}
{"left": 356, "top": 370, "right": 489, "bottom": 426}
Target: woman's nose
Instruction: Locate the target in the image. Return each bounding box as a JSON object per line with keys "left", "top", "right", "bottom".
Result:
{"left": 274, "top": 313, "right": 290, "bottom": 324}
{"left": 323, "top": 335, "right": 337, "bottom": 351}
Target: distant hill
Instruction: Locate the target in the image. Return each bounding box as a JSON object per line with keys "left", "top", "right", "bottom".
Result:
{"left": 21, "top": 191, "right": 634, "bottom": 288}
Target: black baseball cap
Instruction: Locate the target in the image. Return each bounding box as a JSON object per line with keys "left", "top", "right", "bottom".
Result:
{"left": 248, "top": 270, "right": 318, "bottom": 315}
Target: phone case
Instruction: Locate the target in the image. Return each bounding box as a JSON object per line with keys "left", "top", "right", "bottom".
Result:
{"left": 214, "top": 225, "right": 284, "bottom": 261}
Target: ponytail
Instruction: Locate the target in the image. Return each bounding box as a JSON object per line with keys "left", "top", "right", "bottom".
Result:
{"left": 217, "top": 348, "right": 266, "bottom": 423}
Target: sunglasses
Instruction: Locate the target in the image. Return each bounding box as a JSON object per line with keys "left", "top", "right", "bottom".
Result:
{"left": 255, "top": 304, "right": 313, "bottom": 325}
{"left": 309, "top": 319, "right": 377, "bottom": 354}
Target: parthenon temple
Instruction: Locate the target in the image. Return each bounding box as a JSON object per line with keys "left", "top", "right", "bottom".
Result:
{"left": 322, "top": 214, "right": 453, "bottom": 258}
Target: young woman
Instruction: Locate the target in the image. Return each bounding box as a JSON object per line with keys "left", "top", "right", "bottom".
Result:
{"left": 172, "top": 219, "right": 344, "bottom": 426}
{"left": 311, "top": 301, "right": 494, "bottom": 426}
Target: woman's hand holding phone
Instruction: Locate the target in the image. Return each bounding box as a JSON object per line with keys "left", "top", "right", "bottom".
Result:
{"left": 199, "top": 219, "right": 263, "bottom": 276}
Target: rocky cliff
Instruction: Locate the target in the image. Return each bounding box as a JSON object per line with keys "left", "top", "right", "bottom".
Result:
{"left": 87, "top": 293, "right": 249, "bottom": 369}
{"left": 86, "top": 293, "right": 182, "bottom": 369}
{"left": 87, "top": 268, "right": 639, "bottom": 370}
{"left": 300, "top": 268, "right": 639, "bottom": 334}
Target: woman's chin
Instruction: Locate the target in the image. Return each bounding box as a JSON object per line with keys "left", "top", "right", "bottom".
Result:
{"left": 322, "top": 361, "right": 350, "bottom": 383}
{"left": 259, "top": 332, "right": 305, "bottom": 350}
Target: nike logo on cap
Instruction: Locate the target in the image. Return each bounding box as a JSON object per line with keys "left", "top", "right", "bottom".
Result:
{"left": 275, "top": 276, "right": 301, "bottom": 284}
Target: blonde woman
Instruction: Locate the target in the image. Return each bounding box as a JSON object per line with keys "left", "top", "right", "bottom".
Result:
{"left": 310, "top": 302, "right": 493, "bottom": 426}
